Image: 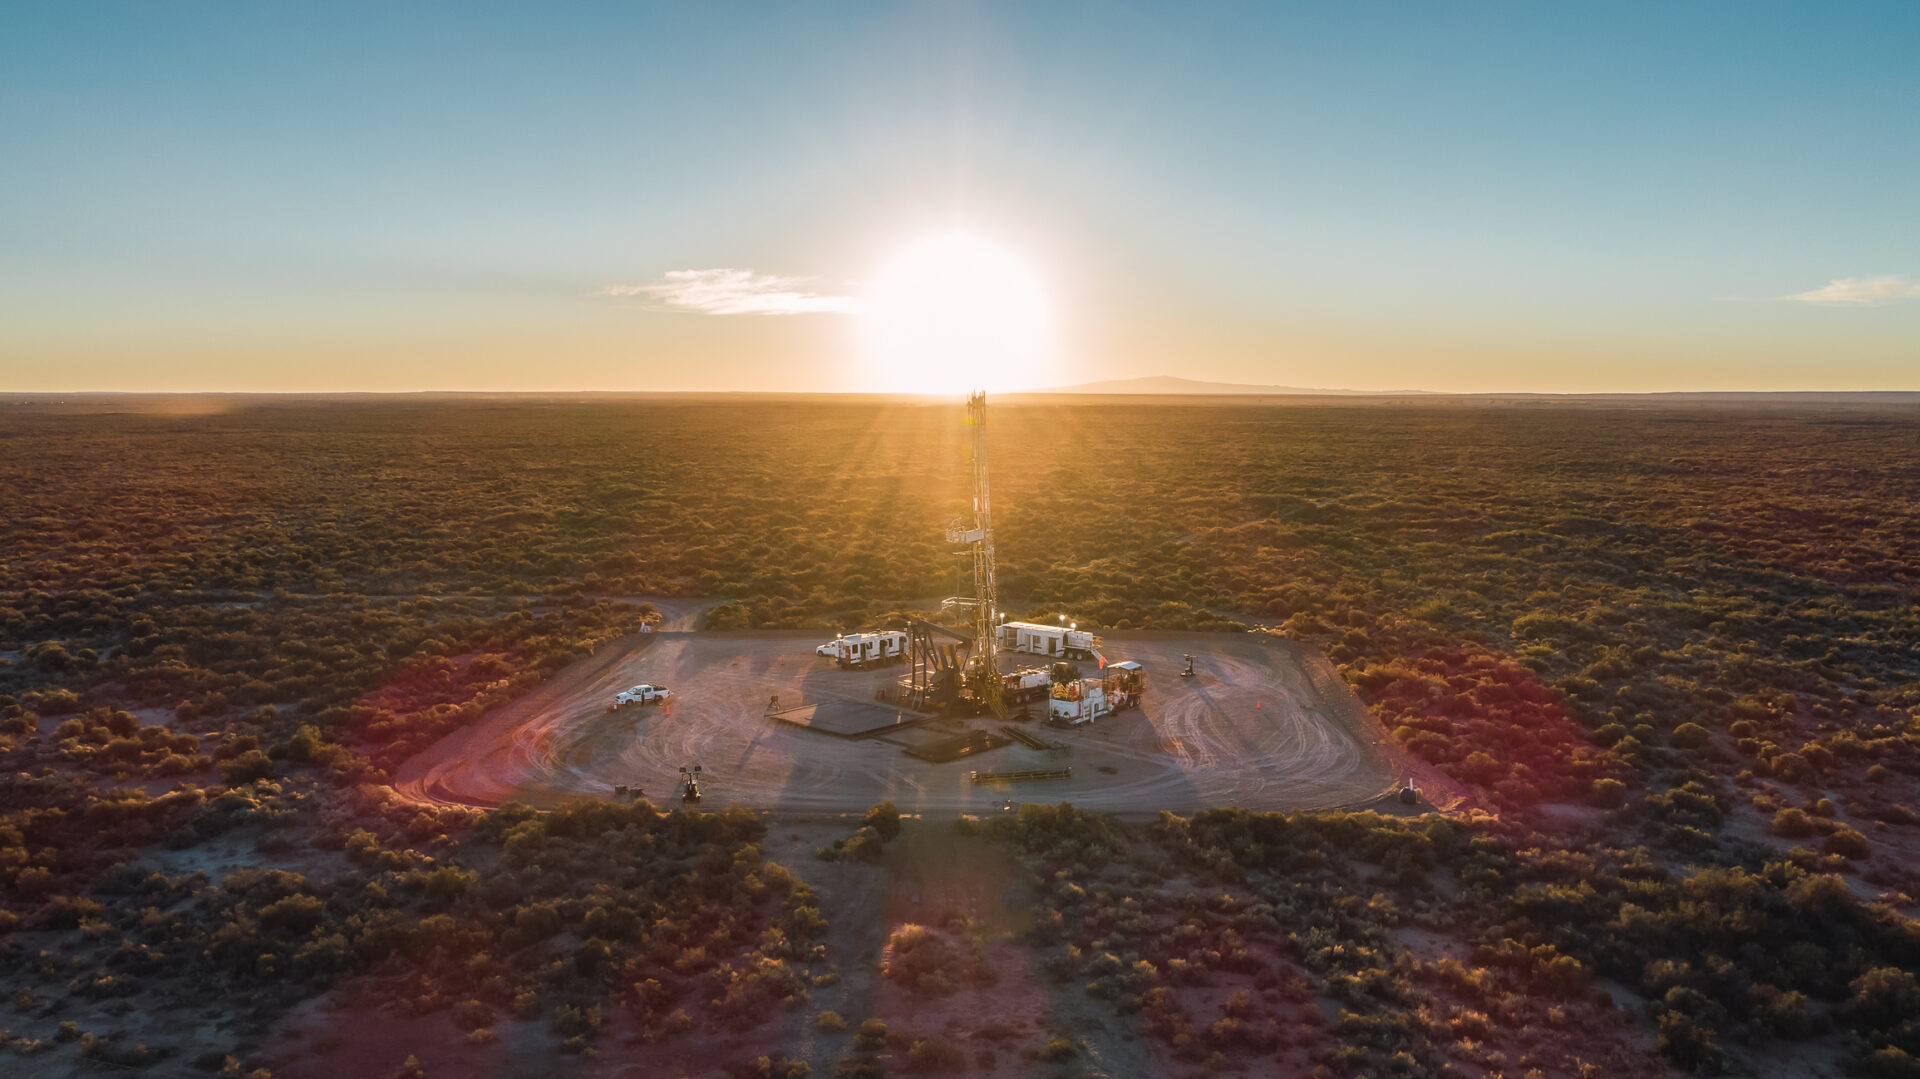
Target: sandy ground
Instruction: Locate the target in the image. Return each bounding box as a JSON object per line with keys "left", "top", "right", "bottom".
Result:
{"left": 393, "top": 625, "right": 1399, "bottom": 817}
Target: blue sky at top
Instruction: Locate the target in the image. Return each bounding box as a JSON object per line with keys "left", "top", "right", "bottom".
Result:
{"left": 2, "top": 1, "right": 1915, "bottom": 391}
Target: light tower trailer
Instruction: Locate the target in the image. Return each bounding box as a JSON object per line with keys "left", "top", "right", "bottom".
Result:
{"left": 999, "top": 621, "right": 1102, "bottom": 661}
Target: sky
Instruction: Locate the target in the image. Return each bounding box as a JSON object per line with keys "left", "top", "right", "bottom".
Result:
{"left": 2, "top": 1, "right": 1917, "bottom": 394}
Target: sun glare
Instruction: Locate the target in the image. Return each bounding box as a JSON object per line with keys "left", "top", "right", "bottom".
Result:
{"left": 859, "top": 234, "right": 1054, "bottom": 394}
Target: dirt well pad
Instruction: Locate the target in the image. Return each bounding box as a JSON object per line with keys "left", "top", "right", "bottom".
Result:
{"left": 393, "top": 630, "right": 1399, "bottom": 816}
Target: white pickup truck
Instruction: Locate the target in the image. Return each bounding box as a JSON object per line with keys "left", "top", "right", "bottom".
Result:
{"left": 612, "top": 684, "right": 670, "bottom": 708}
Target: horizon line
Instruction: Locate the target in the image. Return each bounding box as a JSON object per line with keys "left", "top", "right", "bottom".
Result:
{"left": 8, "top": 388, "right": 1920, "bottom": 399}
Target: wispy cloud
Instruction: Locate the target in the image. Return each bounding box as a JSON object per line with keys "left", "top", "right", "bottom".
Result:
{"left": 598, "top": 269, "right": 859, "bottom": 315}
{"left": 1783, "top": 275, "right": 1920, "bottom": 306}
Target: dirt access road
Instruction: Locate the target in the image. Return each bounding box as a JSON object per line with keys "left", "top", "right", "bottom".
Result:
{"left": 393, "top": 621, "right": 1401, "bottom": 818}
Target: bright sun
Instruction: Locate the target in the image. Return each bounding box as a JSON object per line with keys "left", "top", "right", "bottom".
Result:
{"left": 859, "top": 234, "right": 1054, "bottom": 394}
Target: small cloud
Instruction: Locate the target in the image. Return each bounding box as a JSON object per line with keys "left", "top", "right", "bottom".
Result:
{"left": 598, "top": 269, "right": 859, "bottom": 315}
{"left": 1782, "top": 275, "right": 1920, "bottom": 305}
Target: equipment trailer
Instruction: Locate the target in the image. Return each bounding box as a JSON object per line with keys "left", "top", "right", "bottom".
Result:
{"left": 969, "top": 767, "right": 1073, "bottom": 785}
{"left": 816, "top": 630, "right": 908, "bottom": 668}
{"left": 999, "top": 621, "right": 1103, "bottom": 661}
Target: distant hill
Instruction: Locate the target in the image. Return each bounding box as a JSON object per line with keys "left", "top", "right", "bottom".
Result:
{"left": 1030, "top": 377, "right": 1920, "bottom": 403}
{"left": 1036, "top": 376, "right": 1428, "bottom": 396}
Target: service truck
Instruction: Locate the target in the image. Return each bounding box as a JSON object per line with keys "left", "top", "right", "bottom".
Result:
{"left": 611, "top": 684, "right": 670, "bottom": 708}
{"left": 815, "top": 630, "right": 908, "bottom": 668}
{"left": 1003, "top": 667, "right": 1051, "bottom": 703}
{"left": 1048, "top": 679, "right": 1112, "bottom": 725}
{"left": 999, "top": 621, "right": 1101, "bottom": 661}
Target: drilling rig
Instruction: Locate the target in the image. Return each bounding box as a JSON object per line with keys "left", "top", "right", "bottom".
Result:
{"left": 944, "top": 392, "right": 1005, "bottom": 717}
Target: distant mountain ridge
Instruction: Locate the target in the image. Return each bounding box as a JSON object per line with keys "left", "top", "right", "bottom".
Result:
{"left": 1036, "top": 376, "right": 1430, "bottom": 396}
{"left": 1032, "top": 376, "right": 1920, "bottom": 402}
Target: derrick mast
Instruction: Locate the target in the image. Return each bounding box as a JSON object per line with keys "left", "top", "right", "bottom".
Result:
{"left": 945, "top": 391, "right": 1004, "bottom": 715}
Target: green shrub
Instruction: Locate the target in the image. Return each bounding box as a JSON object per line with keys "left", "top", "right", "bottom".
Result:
{"left": 1655, "top": 1012, "right": 1721, "bottom": 1072}
{"left": 1039, "top": 1037, "right": 1076, "bottom": 1062}
{"left": 864, "top": 801, "right": 902, "bottom": 842}
{"left": 1851, "top": 968, "right": 1920, "bottom": 1030}
{"left": 1823, "top": 827, "right": 1871, "bottom": 860}
{"left": 1671, "top": 723, "right": 1709, "bottom": 749}
{"left": 451, "top": 999, "right": 494, "bottom": 1031}
{"left": 1589, "top": 777, "right": 1627, "bottom": 808}
{"left": 221, "top": 749, "right": 276, "bottom": 785}
{"left": 258, "top": 894, "right": 325, "bottom": 933}
{"left": 906, "top": 1035, "right": 966, "bottom": 1073}
{"left": 1863, "top": 1046, "right": 1920, "bottom": 1079}
{"left": 1772, "top": 808, "right": 1816, "bottom": 838}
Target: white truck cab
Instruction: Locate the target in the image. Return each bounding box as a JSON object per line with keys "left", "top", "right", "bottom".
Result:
{"left": 613, "top": 684, "right": 670, "bottom": 707}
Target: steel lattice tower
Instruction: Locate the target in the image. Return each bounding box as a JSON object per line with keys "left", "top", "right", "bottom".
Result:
{"left": 947, "top": 391, "right": 1004, "bottom": 715}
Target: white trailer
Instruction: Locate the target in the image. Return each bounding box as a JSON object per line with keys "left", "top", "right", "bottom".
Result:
{"left": 1048, "top": 679, "right": 1111, "bottom": 725}
{"left": 816, "top": 630, "right": 907, "bottom": 668}
{"left": 999, "top": 621, "right": 1101, "bottom": 660}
